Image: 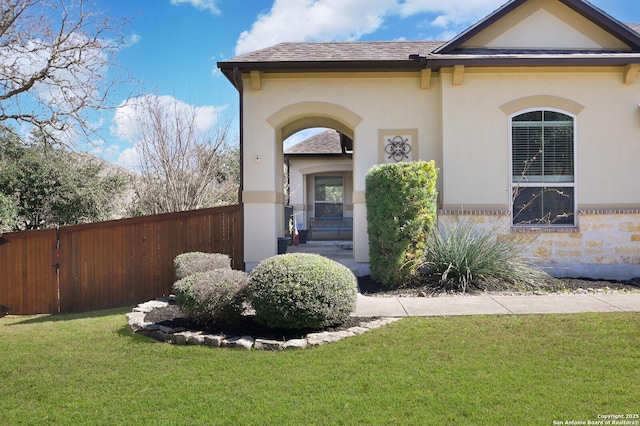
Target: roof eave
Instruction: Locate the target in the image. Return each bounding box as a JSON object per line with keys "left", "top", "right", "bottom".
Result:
{"left": 218, "top": 60, "right": 423, "bottom": 73}
{"left": 426, "top": 54, "right": 640, "bottom": 68}
{"left": 216, "top": 59, "right": 425, "bottom": 91}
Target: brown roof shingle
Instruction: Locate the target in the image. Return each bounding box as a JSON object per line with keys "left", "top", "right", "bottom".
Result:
{"left": 226, "top": 41, "right": 445, "bottom": 64}
{"left": 285, "top": 130, "right": 342, "bottom": 154}
{"left": 218, "top": 18, "right": 640, "bottom": 86}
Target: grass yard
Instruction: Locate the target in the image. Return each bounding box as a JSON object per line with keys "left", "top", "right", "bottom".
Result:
{"left": 1, "top": 309, "right": 638, "bottom": 425}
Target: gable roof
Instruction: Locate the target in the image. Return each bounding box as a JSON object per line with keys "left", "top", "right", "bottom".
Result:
{"left": 218, "top": 0, "right": 640, "bottom": 87}
{"left": 434, "top": 0, "right": 640, "bottom": 54}
{"left": 627, "top": 23, "right": 640, "bottom": 35}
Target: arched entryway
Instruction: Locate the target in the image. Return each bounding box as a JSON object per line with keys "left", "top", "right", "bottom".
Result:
{"left": 242, "top": 101, "right": 364, "bottom": 272}
{"left": 283, "top": 127, "right": 355, "bottom": 271}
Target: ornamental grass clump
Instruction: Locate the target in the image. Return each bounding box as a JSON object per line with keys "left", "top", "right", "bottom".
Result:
{"left": 248, "top": 253, "right": 358, "bottom": 330}
{"left": 174, "top": 252, "right": 231, "bottom": 280}
{"left": 172, "top": 269, "right": 248, "bottom": 326}
{"left": 420, "top": 220, "right": 559, "bottom": 293}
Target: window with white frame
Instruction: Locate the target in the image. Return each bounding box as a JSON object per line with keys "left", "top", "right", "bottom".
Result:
{"left": 511, "top": 110, "right": 576, "bottom": 227}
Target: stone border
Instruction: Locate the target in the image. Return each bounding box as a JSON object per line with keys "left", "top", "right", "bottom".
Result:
{"left": 126, "top": 299, "right": 401, "bottom": 350}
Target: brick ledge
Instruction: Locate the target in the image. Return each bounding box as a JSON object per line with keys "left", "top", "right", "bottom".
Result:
{"left": 438, "top": 208, "right": 640, "bottom": 216}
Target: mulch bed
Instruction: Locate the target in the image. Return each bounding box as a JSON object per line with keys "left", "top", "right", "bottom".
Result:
{"left": 144, "top": 301, "right": 373, "bottom": 341}
{"left": 144, "top": 275, "right": 640, "bottom": 340}
{"left": 358, "top": 275, "right": 640, "bottom": 297}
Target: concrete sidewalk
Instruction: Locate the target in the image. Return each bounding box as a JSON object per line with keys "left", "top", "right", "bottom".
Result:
{"left": 288, "top": 242, "right": 640, "bottom": 317}
{"left": 354, "top": 293, "right": 640, "bottom": 317}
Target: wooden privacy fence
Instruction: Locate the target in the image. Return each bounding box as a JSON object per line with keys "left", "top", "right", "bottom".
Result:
{"left": 0, "top": 205, "right": 242, "bottom": 315}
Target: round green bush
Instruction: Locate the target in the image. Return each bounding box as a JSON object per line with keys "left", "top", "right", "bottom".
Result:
{"left": 247, "top": 253, "right": 358, "bottom": 330}
{"left": 172, "top": 269, "right": 248, "bottom": 326}
{"left": 174, "top": 252, "right": 231, "bottom": 281}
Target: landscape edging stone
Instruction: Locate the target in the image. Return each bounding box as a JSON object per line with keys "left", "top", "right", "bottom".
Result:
{"left": 126, "top": 299, "right": 400, "bottom": 350}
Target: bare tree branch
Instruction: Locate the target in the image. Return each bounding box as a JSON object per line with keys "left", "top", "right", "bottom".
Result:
{"left": 0, "top": 0, "right": 129, "bottom": 146}
{"left": 128, "top": 95, "right": 239, "bottom": 214}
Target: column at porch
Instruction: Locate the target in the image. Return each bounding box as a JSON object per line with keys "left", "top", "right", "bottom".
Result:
{"left": 242, "top": 125, "right": 285, "bottom": 271}
{"left": 242, "top": 198, "right": 282, "bottom": 272}
{"left": 352, "top": 190, "right": 369, "bottom": 275}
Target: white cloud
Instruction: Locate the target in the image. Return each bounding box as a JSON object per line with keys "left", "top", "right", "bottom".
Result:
{"left": 170, "top": 0, "right": 221, "bottom": 15}
{"left": 115, "top": 147, "right": 140, "bottom": 171}
{"left": 112, "top": 94, "right": 225, "bottom": 142}
{"left": 235, "top": 0, "right": 505, "bottom": 55}
{"left": 111, "top": 94, "right": 227, "bottom": 170}
{"left": 103, "top": 144, "right": 122, "bottom": 159}
{"left": 236, "top": 0, "right": 395, "bottom": 55}
{"left": 127, "top": 33, "right": 142, "bottom": 46}
{"left": 394, "top": 0, "right": 504, "bottom": 22}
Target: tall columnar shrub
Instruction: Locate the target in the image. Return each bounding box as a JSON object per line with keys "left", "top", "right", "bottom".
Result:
{"left": 247, "top": 253, "right": 358, "bottom": 330}
{"left": 365, "top": 160, "right": 438, "bottom": 288}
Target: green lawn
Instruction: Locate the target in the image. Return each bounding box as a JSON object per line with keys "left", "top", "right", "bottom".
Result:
{"left": 1, "top": 309, "right": 638, "bottom": 425}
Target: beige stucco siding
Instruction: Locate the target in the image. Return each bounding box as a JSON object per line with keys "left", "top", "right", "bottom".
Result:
{"left": 240, "top": 65, "right": 639, "bottom": 272}
{"left": 439, "top": 67, "right": 640, "bottom": 211}
{"left": 242, "top": 72, "right": 443, "bottom": 269}
{"left": 247, "top": 73, "right": 443, "bottom": 189}
{"left": 440, "top": 68, "right": 511, "bottom": 210}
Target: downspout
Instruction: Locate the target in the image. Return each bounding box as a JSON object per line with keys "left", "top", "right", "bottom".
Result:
{"left": 233, "top": 67, "right": 245, "bottom": 271}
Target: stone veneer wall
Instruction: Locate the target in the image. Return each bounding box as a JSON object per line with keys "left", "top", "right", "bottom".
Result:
{"left": 437, "top": 209, "right": 640, "bottom": 281}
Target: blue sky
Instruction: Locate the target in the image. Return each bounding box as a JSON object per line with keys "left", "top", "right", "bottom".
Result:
{"left": 91, "top": 0, "right": 640, "bottom": 169}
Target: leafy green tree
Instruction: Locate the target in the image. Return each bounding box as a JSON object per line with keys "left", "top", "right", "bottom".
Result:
{"left": 0, "top": 192, "right": 17, "bottom": 233}
{"left": 0, "top": 130, "right": 128, "bottom": 230}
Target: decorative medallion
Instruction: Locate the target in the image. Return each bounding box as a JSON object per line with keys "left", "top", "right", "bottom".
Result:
{"left": 385, "top": 135, "right": 412, "bottom": 162}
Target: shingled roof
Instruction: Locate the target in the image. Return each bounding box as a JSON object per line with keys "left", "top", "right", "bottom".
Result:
{"left": 627, "top": 23, "right": 640, "bottom": 35}
{"left": 217, "top": 1, "right": 640, "bottom": 88}
{"left": 284, "top": 130, "right": 342, "bottom": 155}
{"left": 227, "top": 41, "right": 444, "bottom": 63}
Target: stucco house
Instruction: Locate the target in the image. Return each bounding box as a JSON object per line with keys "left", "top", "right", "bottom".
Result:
{"left": 218, "top": 0, "right": 640, "bottom": 280}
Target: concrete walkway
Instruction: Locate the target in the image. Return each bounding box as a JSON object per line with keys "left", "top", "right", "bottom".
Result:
{"left": 355, "top": 293, "right": 640, "bottom": 317}
{"left": 288, "top": 241, "right": 640, "bottom": 317}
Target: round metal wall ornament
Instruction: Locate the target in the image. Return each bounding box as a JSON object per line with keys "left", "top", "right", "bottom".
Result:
{"left": 385, "top": 135, "right": 411, "bottom": 162}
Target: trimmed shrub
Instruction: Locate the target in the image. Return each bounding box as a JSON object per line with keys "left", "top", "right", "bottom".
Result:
{"left": 419, "top": 220, "right": 560, "bottom": 293}
{"left": 365, "top": 160, "right": 438, "bottom": 288}
{"left": 174, "top": 252, "right": 231, "bottom": 280}
{"left": 247, "top": 253, "right": 358, "bottom": 330}
{"left": 173, "top": 269, "right": 248, "bottom": 326}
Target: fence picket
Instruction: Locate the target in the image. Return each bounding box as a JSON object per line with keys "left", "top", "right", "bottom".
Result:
{"left": 0, "top": 206, "right": 242, "bottom": 314}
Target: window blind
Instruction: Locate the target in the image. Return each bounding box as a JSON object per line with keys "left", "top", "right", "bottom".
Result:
{"left": 512, "top": 111, "right": 574, "bottom": 183}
